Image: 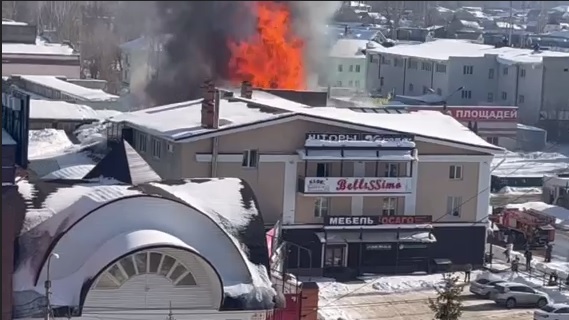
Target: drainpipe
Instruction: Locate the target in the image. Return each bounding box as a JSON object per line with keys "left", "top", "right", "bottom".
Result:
{"left": 402, "top": 58, "right": 408, "bottom": 95}
{"left": 514, "top": 65, "right": 520, "bottom": 106}
{"left": 211, "top": 90, "right": 220, "bottom": 178}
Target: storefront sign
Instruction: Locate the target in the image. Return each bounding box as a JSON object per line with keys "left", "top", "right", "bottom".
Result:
{"left": 306, "top": 133, "right": 414, "bottom": 142}
{"left": 448, "top": 108, "right": 518, "bottom": 122}
{"left": 366, "top": 244, "right": 392, "bottom": 250}
{"left": 325, "top": 215, "right": 432, "bottom": 226}
{"left": 304, "top": 177, "right": 413, "bottom": 194}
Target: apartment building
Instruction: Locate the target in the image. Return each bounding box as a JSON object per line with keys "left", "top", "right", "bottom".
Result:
{"left": 110, "top": 82, "right": 502, "bottom": 276}
{"left": 2, "top": 20, "right": 80, "bottom": 78}
{"left": 325, "top": 39, "right": 369, "bottom": 91}
{"left": 365, "top": 39, "right": 569, "bottom": 126}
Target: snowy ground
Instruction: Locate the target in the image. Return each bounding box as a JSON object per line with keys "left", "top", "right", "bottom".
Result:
{"left": 491, "top": 146, "right": 569, "bottom": 177}
{"left": 308, "top": 271, "right": 533, "bottom": 320}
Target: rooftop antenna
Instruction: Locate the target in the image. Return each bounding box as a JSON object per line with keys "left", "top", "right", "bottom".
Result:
{"left": 166, "top": 302, "right": 175, "bottom": 320}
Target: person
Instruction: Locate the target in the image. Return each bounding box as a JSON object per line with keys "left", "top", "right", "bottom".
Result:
{"left": 511, "top": 257, "right": 520, "bottom": 276}
{"left": 504, "top": 246, "right": 511, "bottom": 263}
{"left": 525, "top": 250, "right": 533, "bottom": 271}
{"left": 545, "top": 243, "right": 553, "bottom": 263}
{"left": 464, "top": 263, "right": 472, "bottom": 283}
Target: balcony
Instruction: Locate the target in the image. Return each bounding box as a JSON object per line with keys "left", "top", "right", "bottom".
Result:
{"left": 298, "top": 176, "right": 414, "bottom": 195}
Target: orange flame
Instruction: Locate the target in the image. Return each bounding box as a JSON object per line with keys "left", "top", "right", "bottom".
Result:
{"left": 228, "top": 2, "right": 306, "bottom": 90}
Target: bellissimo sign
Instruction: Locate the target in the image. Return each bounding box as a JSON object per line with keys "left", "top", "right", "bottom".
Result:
{"left": 306, "top": 133, "right": 414, "bottom": 143}
{"left": 305, "top": 177, "right": 412, "bottom": 194}
{"left": 325, "top": 215, "right": 432, "bottom": 226}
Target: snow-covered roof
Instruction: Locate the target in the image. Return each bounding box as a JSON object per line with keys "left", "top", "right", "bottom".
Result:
{"left": 329, "top": 39, "right": 369, "bottom": 58}
{"left": 27, "top": 129, "right": 96, "bottom": 177}
{"left": 2, "top": 128, "right": 16, "bottom": 145}
{"left": 2, "top": 19, "right": 27, "bottom": 25}
{"left": 30, "top": 99, "right": 116, "bottom": 121}
{"left": 14, "top": 177, "right": 274, "bottom": 315}
{"left": 366, "top": 39, "right": 569, "bottom": 64}
{"left": 491, "top": 149, "right": 569, "bottom": 177}
{"left": 115, "top": 90, "right": 501, "bottom": 152}
{"left": 111, "top": 98, "right": 295, "bottom": 141}
{"left": 2, "top": 41, "right": 76, "bottom": 56}
{"left": 42, "top": 164, "right": 95, "bottom": 180}
{"left": 18, "top": 75, "right": 118, "bottom": 102}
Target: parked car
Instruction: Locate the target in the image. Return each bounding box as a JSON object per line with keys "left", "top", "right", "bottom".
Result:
{"left": 534, "top": 303, "right": 569, "bottom": 320}
{"left": 492, "top": 282, "right": 549, "bottom": 309}
{"left": 469, "top": 277, "right": 506, "bottom": 298}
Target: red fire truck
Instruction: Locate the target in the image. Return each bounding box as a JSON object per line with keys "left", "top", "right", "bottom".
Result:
{"left": 490, "top": 206, "right": 556, "bottom": 248}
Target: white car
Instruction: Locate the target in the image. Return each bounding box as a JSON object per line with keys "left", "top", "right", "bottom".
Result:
{"left": 469, "top": 277, "right": 506, "bottom": 298}
{"left": 534, "top": 304, "right": 569, "bottom": 320}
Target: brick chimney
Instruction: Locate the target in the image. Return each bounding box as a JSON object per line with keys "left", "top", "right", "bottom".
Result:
{"left": 201, "top": 80, "right": 218, "bottom": 129}
{"left": 240, "top": 80, "right": 253, "bottom": 99}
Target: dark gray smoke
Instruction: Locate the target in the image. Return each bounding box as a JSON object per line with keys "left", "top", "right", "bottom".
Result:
{"left": 144, "top": 1, "right": 339, "bottom": 106}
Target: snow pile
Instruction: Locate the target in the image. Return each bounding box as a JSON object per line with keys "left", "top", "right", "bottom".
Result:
{"left": 28, "top": 129, "right": 76, "bottom": 159}
{"left": 367, "top": 273, "right": 446, "bottom": 293}
{"left": 494, "top": 186, "right": 542, "bottom": 195}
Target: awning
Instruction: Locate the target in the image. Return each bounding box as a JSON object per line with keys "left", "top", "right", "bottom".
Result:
{"left": 316, "top": 230, "right": 436, "bottom": 244}
{"left": 297, "top": 149, "right": 415, "bottom": 161}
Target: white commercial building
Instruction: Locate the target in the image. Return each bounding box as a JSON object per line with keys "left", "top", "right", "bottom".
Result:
{"left": 325, "top": 39, "right": 369, "bottom": 91}
{"left": 365, "top": 39, "right": 569, "bottom": 125}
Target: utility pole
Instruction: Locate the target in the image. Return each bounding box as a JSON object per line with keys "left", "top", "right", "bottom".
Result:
{"left": 508, "top": 0, "right": 514, "bottom": 47}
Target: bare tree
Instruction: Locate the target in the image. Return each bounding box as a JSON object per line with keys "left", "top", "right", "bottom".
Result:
{"left": 36, "top": 1, "right": 82, "bottom": 43}
{"left": 373, "top": 1, "right": 406, "bottom": 38}
{"left": 80, "top": 2, "right": 122, "bottom": 93}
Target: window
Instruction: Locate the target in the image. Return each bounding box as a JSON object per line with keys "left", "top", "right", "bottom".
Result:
{"left": 316, "top": 163, "right": 330, "bottom": 177}
{"left": 242, "top": 149, "right": 258, "bottom": 168}
{"left": 385, "top": 163, "right": 399, "bottom": 177}
{"left": 336, "top": 80, "right": 342, "bottom": 87}
{"left": 349, "top": 65, "right": 354, "bottom": 72}
{"left": 355, "top": 65, "right": 361, "bottom": 72}
{"left": 501, "top": 91, "right": 507, "bottom": 100}
{"left": 394, "top": 58, "right": 402, "bottom": 67}
{"left": 461, "top": 90, "right": 472, "bottom": 99}
{"left": 368, "top": 55, "right": 373, "bottom": 63}
{"left": 136, "top": 132, "right": 147, "bottom": 153}
{"left": 486, "top": 136, "right": 499, "bottom": 145}
{"left": 520, "top": 68, "right": 526, "bottom": 77}
{"left": 166, "top": 143, "right": 174, "bottom": 153}
{"left": 355, "top": 80, "right": 360, "bottom": 88}
{"left": 408, "top": 60, "right": 418, "bottom": 69}
{"left": 408, "top": 83, "right": 414, "bottom": 92}
{"left": 324, "top": 245, "right": 345, "bottom": 267}
{"left": 555, "top": 307, "right": 569, "bottom": 314}
{"left": 446, "top": 196, "right": 462, "bottom": 217}
{"left": 449, "top": 165, "right": 463, "bottom": 180}
{"left": 348, "top": 80, "right": 353, "bottom": 87}
{"left": 435, "top": 63, "right": 446, "bottom": 73}
{"left": 463, "top": 65, "right": 473, "bottom": 75}
{"left": 488, "top": 68, "right": 495, "bottom": 79}
{"left": 381, "top": 56, "right": 390, "bottom": 65}
{"left": 503, "top": 67, "right": 508, "bottom": 75}
{"left": 423, "top": 86, "right": 429, "bottom": 94}
{"left": 93, "top": 252, "right": 198, "bottom": 289}
{"left": 436, "top": 88, "right": 442, "bottom": 95}
{"left": 152, "top": 138, "right": 161, "bottom": 158}
{"left": 314, "top": 197, "right": 329, "bottom": 217}
{"left": 338, "top": 64, "right": 343, "bottom": 72}
{"left": 518, "top": 94, "right": 525, "bottom": 104}
{"left": 487, "top": 92, "right": 494, "bottom": 102}
{"left": 421, "top": 62, "right": 432, "bottom": 71}
{"left": 382, "top": 197, "right": 397, "bottom": 216}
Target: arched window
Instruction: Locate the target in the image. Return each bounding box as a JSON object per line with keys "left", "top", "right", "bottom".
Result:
{"left": 93, "top": 251, "right": 197, "bottom": 289}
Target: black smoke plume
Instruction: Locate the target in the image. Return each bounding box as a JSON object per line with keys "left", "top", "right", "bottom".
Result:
{"left": 144, "top": 1, "right": 339, "bottom": 106}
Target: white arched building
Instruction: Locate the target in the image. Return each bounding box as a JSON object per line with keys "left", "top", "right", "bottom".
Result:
{"left": 13, "top": 143, "right": 276, "bottom": 320}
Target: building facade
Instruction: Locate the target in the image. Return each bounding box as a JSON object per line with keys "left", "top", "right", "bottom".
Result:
{"left": 365, "top": 40, "right": 569, "bottom": 128}
{"left": 111, "top": 83, "right": 502, "bottom": 276}
{"left": 325, "top": 39, "right": 369, "bottom": 91}
{"left": 2, "top": 21, "right": 80, "bottom": 78}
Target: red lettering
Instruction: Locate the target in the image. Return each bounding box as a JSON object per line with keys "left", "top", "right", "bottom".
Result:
{"left": 380, "top": 216, "right": 419, "bottom": 225}
{"left": 335, "top": 178, "right": 403, "bottom": 192}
